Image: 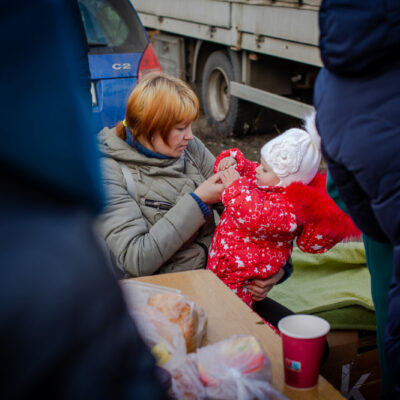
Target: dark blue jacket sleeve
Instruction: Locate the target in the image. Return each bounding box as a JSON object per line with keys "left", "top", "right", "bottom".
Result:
{"left": 314, "top": 67, "right": 400, "bottom": 245}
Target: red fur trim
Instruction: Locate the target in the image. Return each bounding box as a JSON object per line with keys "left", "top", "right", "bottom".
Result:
{"left": 285, "top": 172, "right": 361, "bottom": 241}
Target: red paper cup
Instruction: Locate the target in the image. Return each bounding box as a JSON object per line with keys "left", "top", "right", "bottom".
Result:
{"left": 278, "top": 314, "right": 330, "bottom": 389}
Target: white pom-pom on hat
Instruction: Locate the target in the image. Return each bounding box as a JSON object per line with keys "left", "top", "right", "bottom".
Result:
{"left": 260, "top": 110, "right": 321, "bottom": 187}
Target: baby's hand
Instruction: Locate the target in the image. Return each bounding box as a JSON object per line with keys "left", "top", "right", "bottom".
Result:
{"left": 217, "top": 156, "right": 237, "bottom": 172}
{"left": 221, "top": 166, "right": 240, "bottom": 187}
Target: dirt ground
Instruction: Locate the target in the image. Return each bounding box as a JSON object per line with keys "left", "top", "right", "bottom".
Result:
{"left": 191, "top": 110, "right": 301, "bottom": 162}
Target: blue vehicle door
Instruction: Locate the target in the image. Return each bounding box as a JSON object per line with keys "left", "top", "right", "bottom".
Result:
{"left": 78, "top": 0, "right": 161, "bottom": 132}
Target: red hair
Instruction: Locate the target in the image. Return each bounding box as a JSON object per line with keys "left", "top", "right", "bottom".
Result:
{"left": 116, "top": 72, "right": 199, "bottom": 143}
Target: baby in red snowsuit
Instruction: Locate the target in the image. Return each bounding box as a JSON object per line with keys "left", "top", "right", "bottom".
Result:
{"left": 207, "top": 115, "right": 359, "bottom": 307}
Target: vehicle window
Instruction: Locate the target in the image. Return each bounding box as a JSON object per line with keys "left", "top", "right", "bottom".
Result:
{"left": 78, "top": 0, "right": 148, "bottom": 54}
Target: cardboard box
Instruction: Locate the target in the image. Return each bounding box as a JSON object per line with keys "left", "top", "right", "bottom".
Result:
{"left": 321, "top": 330, "right": 381, "bottom": 400}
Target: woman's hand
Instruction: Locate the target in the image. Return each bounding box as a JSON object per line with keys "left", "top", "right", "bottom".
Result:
{"left": 220, "top": 166, "right": 240, "bottom": 187}
{"left": 246, "top": 268, "right": 285, "bottom": 302}
{"left": 217, "top": 156, "right": 237, "bottom": 172}
{"left": 194, "top": 172, "right": 225, "bottom": 204}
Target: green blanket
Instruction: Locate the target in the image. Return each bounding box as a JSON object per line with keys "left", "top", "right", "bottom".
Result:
{"left": 269, "top": 242, "right": 376, "bottom": 330}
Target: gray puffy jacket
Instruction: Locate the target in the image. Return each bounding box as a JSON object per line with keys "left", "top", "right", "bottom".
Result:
{"left": 97, "top": 127, "right": 218, "bottom": 277}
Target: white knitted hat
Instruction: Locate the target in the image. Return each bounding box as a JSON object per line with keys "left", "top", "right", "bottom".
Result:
{"left": 260, "top": 112, "right": 321, "bottom": 187}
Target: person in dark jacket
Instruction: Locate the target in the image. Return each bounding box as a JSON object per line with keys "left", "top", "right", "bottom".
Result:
{"left": 313, "top": 1, "right": 400, "bottom": 398}
{"left": 0, "top": 1, "right": 166, "bottom": 399}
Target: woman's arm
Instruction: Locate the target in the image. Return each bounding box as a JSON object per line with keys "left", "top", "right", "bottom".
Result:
{"left": 98, "top": 158, "right": 209, "bottom": 276}
{"left": 188, "top": 136, "right": 225, "bottom": 214}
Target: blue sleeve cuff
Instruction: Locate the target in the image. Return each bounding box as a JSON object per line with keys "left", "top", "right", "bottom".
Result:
{"left": 190, "top": 192, "right": 212, "bottom": 218}
{"left": 277, "top": 262, "right": 293, "bottom": 285}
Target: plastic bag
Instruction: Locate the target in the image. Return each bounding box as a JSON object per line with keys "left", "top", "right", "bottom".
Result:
{"left": 120, "top": 280, "right": 207, "bottom": 358}
{"left": 120, "top": 280, "right": 181, "bottom": 306}
{"left": 196, "top": 335, "right": 287, "bottom": 400}
{"left": 128, "top": 304, "right": 187, "bottom": 371}
{"left": 170, "top": 335, "right": 287, "bottom": 400}
{"left": 170, "top": 353, "right": 207, "bottom": 400}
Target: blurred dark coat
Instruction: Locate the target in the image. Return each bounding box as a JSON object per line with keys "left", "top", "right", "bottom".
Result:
{"left": 0, "top": 171, "right": 166, "bottom": 399}
{"left": 0, "top": 1, "right": 165, "bottom": 399}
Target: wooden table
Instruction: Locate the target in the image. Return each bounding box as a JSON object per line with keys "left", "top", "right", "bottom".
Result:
{"left": 133, "top": 269, "right": 344, "bottom": 400}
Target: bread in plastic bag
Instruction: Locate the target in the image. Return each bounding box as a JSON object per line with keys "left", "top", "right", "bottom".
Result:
{"left": 148, "top": 292, "right": 207, "bottom": 353}
{"left": 120, "top": 281, "right": 207, "bottom": 353}
{"left": 128, "top": 304, "right": 187, "bottom": 371}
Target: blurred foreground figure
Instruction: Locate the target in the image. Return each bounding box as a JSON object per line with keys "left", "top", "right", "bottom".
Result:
{"left": 0, "top": 1, "right": 166, "bottom": 399}
{"left": 314, "top": 0, "right": 400, "bottom": 398}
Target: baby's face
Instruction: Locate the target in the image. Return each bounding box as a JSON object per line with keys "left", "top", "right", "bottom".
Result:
{"left": 255, "top": 158, "right": 280, "bottom": 187}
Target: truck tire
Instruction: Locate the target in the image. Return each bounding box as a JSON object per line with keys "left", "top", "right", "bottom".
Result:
{"left": 201, "top": 50, "right": 254, "bottom": 136}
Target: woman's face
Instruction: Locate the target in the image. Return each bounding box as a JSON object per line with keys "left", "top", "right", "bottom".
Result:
{"left": 151, "top": 121, "right": 194, "bottom": 158}
{"left": 255, "top": 158, "right": 280, "bottom": 187}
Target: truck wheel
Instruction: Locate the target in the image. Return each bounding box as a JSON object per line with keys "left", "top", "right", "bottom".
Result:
{"left": 201, "top": 50, "right": 254, "bottom": 136}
